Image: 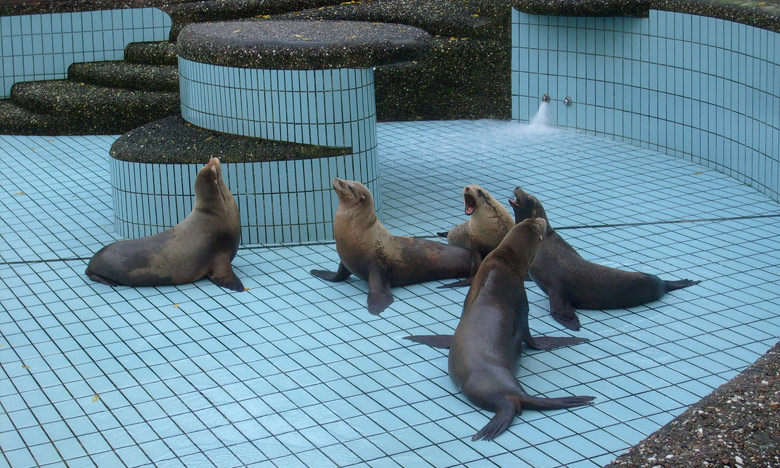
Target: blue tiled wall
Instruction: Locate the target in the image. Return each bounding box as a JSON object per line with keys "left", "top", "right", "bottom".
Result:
{"left": 165, "top": 58, "right": 382, "bottom": 244}
{"left": 0, "top": 8, "right": 171, "bottom": 98}
{"left": 110, "top": 155, "right": 382, "bottom": 245}
{"left": 512, "top": 9, "right": 780, "bottom": 202}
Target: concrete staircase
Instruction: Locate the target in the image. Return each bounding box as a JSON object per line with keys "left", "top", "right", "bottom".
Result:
{"left": 0, "top": 0, "right": 511, "bottom": 135}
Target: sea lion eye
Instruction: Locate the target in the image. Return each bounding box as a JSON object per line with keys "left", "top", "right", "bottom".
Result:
{"left": 477, "top": 190, "right": 484, "bottom": 196}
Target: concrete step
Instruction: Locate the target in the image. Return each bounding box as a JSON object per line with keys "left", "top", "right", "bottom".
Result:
{"left": 68, "top": 61, "right": 179, "bottom": 92}
{"left": 0, "top": 99, "right": 64, "bottom": 135}
{"left": 124, "top": 41, "right": 179, "bottom": 66}
{"left": 163, "top": 0, "right": 344, "bottom": 41}
{"left": 9, "top": 80, "right": 179, "bottom": 134}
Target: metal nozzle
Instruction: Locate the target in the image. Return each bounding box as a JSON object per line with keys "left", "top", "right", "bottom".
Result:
{"left": 541, "top": 94, "right": 550, "bottom": 102}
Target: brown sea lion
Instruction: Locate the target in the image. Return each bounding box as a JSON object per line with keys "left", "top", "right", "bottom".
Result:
{"left": 407, "top": 218, "right": 594, "bottom": 441}
{"left": 510, "top": 187, "right": 700, "bottom": 331}
{"left": 311, "top": 178, "right": 472, "bottom": 314}
{"left": 439, "top": 184, "right": 515, "bottom": 287}
{"left": 86, "top": 157, "right": 244, "bottom": 292}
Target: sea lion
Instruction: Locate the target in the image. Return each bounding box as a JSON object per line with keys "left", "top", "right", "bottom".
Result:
{"left": 510, "top": 187, "right": 700, "bottom": 331}
{"left": 406, "top": 218, "right": 594, "bottom": 441}
{"left": 439, "top": 184, "right": 515, "bottom": 287}
{"left": 86, "top": 157, "right": 244, "bottom": 292}
{"left": 311, "top": 178, "right": 472, "bottom": 314}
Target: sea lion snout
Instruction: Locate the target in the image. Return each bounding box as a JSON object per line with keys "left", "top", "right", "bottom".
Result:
{"left": 463, "top": 184, "right": 487, "bottom": 216}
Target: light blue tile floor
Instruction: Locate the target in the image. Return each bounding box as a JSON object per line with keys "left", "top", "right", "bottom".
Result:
{"left": 1, "top": 120, "right": 779, "bottom": 467}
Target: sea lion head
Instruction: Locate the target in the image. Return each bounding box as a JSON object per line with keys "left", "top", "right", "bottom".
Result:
{"left": 332, "top": 177, "right": 374, "bottom": 206}
{"left": 509, "top": 187, "right": 551, "bottom": 232}
{"left": 498, "top": 217, "right": 547, "bottom": 269}
{"left": 194, "top": 157, "right": 231, "bottom": 213}
{"left": 462, "top": 184, "right": 495, "bottom": 216}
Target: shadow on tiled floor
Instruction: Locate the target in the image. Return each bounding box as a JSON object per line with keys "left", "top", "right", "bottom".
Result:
{"left": 1, "top": 121, "right": 779, "bottom": 467}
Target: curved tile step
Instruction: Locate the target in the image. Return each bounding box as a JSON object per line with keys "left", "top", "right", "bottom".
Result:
{"left": 68, "top": 61, "right": 179, "bottom": 92}
{"left": 10, "top": 80, "right": 179, "bottom": 134}
{"left": 124, "top": 41, "right": 179, "bottom": 66}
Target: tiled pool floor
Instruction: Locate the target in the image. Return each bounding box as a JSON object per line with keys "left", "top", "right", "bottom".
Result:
{"left": 2, "top": 120, "right": 779, "bottom": 468}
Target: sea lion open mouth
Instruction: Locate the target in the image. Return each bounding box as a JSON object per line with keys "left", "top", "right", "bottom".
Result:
{"left": 508, "top": 197, "right": 520, "bottom": 208}
{"left": 464, "top": 193, "right": 477, "bottom": 215}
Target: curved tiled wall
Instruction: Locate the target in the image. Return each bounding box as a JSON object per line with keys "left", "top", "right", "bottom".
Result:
{"left": 0, "top": 8, "right": 171, "bottom": 98}
{"left": 110, "top": 58, "right": 382, "bottom": 245}
{"left": 512, "top": 9, "right": 780, "bottom": 202}
{"left": 110, "top": 154, "right": 379, "bottom": 245}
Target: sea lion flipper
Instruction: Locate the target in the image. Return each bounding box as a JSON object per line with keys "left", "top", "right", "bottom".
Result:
{"left": 310, "top": 262, "right": 352, "bottom": 282}
{"left": 548, "top": 292, "right": 580, "bottom": 331}
{"left": 367, "top": 266, "right": 393, "bottom": 315}
{"left": 208, "top": 260, "right": 245, "bottom": 292}
{"left": 525, "top": 336, "right": 589, "bottom": 351}
{"left": 86, "top": 270, "right": 121, "bottom": 287}
{"left": 404, "top": 334, "right": 453, "bottom": 349}
{"left": 472, "top": 396, "right": 518, "bottom": 442}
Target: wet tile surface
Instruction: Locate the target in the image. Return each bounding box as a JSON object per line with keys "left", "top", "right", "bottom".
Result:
{"left": 2, "top": 121, "right": 779, "bottom": 467}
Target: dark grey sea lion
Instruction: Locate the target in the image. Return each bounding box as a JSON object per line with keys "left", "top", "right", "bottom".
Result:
{"left": 406, "top": 218, "right": 594, "bottom": 441}
{"left": 86, "top": 157, "right": 244, "bottom": 292}
{"left": 311, "top": 178, "right": 472, "bottom": 314}
{"left": 510, "top": 187, "right": 700, "bottom": 331}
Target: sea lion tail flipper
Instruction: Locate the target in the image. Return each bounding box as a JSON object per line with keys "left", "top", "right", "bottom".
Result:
{"left": 472, "top": 396, "right": 520, "bottom": 442}
{"left": 403, "top": 334, "right": 453, "bottom": 349}
{"left": 436, "top": 231, "right": 449, "bottom": 238}
{"left": 519, "top": 392, "right": 596, "bottom": 411}
{"left": 310, "top": 262, "right": 352, "bottom": 282}
{"left": 85, "top": 269, "right": 121, "bottom": 287}
{"left": 367, "top": 266, "right": 393, "bottom": 315}
{"left": 208, "top": 261, "right": 245, "bottom": 292}
{"left": 663, "top": 279, "right": 700, "bottom": 292}
{"left": 437, "top": 277, "right": 472, "bottom": 289}
{"left": 524, "top": 336, "right": 589, "bottom": 351}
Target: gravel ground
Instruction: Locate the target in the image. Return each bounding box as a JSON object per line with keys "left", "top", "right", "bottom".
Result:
{"left": 605, "top": 340, "right": 780, "bottom": 468}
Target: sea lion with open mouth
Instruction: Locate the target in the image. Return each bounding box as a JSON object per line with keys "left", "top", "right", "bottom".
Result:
{"left": 439, "top": 184, "right": 515, "bottom": 287}
{"left": 311, "top": 178, "right": 472, "bottom": 314}
{"left": 510, "top": 187, "right": 700, "bottom": 331}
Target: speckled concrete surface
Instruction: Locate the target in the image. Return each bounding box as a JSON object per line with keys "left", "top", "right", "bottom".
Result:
{"left": 0, "top": 0, "right": 186, "bottom": 16}
{"left": 68, "top": 62, "right": 179, "bottom": 92}
{"left": 606, "top": 340, "right": 780, "bottom": 468}
{"left": 110, "top": 115, "right": 352, "bottom": 164}
{"left": 512, "top": 0, "right": 780, "bottom": 33}
{"left": 163, "top": 0, "right": 345, "bottom": 41}
{"left": 124, "top": 41, "right": 179, "bottom": 66}
{"left": 177, "top": 20, "right": 431, "bottom": 69}
{"left": 9, "top": 81, "right": 179, "bottom": 135}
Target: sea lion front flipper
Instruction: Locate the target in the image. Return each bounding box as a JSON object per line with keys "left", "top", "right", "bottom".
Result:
{"left": 208, "top": 258, "right": 245, "bottom": 292}
{"left": 310, "top": 262, "right": 352, "bottom": 282}
{"left": 367, "top": 265, "right": 393, "bottom": 314}
{"left": 515, "top": 288, "right": 587, "bottom": 350}
{"left": 548, "top": 290, "right": 581, "bottom": 331}
{"left": 404, "top": 334, "right": 453, "bottom": 349}
{"left": 525, "top": 336, "right": 589, "bottom": 350}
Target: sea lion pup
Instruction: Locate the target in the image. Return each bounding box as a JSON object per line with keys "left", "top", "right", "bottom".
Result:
{"left": 406, "top": 219, "right": 594, "bottom": 441}
{"left": 510, "top": 187, "right": 700, "bottom": 331}
{"left": 439, "top": 184, "right": 515, "bottom": 287}
{"left": 311, "top": 178, "right": 472, "bottom": 315}
{"left": 86, "top": 157, "right": 244, "bottom": 292}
